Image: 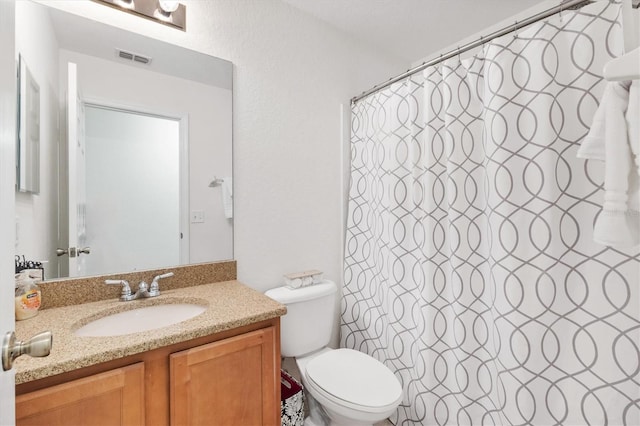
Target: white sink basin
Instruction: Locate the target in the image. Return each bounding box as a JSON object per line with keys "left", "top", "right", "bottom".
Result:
{"left": 74, "top": 304, "right": 207, "bottom": 337}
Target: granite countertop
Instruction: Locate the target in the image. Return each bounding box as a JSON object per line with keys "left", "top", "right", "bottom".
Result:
{"left": 14, "top": 280, "right": 286, "bottom": 385}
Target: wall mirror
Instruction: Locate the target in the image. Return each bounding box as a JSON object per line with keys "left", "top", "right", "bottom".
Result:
{"left": 14, "top": 1, "right": 233, "bottom": 280}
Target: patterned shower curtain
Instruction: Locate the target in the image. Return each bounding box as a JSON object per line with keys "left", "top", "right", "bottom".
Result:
{"left": 342, "top": 2, "right": 640, "bottom": 425}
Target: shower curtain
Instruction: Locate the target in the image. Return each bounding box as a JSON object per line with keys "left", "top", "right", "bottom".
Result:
{"left": 342, "top": 2, "right": 640, "bottom": 425}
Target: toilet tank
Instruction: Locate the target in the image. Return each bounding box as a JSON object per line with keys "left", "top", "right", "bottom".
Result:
{"left": 265, "top": 280, "right": 337, "bottom": 357}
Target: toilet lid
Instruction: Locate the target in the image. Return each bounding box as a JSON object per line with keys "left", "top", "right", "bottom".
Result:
{"left": 305, "top": 348, "right": 402, "bottom": 409}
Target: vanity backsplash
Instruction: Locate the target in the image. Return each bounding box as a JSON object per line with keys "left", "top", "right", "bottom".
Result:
{"left": 36, "top": 261, "right": 237, "bottom": 309}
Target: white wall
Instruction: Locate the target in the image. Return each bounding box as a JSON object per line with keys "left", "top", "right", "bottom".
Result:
{"left": 208, "top": 2, "right": 405, "bottom": 293}
{"left": 41, "top": 1, "right": 406, "bottom": 294}
{"left": 193, "top": 2, "right": 405, "bottom": 295}
{"left": 15, "top": 1, "right": 60, "bottom": 277}
{"left": 58, "top": 49, "right": 233, "bottom": 263}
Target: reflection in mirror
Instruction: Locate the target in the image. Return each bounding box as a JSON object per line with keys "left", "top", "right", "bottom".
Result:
{"left": 16, "top": 54, "right": 41, "bottom": 194}
{"left": 15, "top": 1, "right": 233, "bottom": 279}
{"left": 82, "top": 105, "right": 182, "bottom": 276}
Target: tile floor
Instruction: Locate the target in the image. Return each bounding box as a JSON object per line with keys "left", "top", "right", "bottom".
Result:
{"left": 281, "top": 357, "right": 393, "bottom": 426}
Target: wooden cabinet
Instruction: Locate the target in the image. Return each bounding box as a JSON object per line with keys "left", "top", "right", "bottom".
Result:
{"left": 15, "top": 319, "right": 281, "bottom": 426}
{"left": 171, "top": 327, "right": 279, "bottom": 425}
{"left": 16, "top": 363, "right": 145, "bottom": 426}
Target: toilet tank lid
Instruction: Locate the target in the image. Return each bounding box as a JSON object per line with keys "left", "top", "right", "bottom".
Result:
{"left": 265, "top": 280, "right": 337, "bottom": 304}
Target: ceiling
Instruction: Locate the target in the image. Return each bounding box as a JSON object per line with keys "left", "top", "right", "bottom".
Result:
{"left": 282, "top": 0, "right": 543, "bottom": 64}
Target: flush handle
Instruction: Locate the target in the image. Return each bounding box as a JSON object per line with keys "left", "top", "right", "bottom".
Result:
{"left": 2, "top": 331, "right": 53, "bottom": 371}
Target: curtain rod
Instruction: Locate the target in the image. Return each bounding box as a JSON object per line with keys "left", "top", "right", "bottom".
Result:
{"left": 351, "top": 0, "right": 600, "bottom": 104}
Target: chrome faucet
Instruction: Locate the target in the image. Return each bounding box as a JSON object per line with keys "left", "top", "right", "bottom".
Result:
{"left": 105, "top": 279, "right": 135, "bottom": 301}
{"left": 105, "top": 272, "right": 174, "bottom": 302}
{"left": 149, "top": 272, "right": 174, "bottom": 296}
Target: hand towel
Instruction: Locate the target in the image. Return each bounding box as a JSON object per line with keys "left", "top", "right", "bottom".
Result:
{"left": 577, "top": 84, "right": 608, "bottom": 161}
{"left": 628, "top": 80, "right": 639, "bottom": 176}
{"left": 580, "top": 80, "right": 639, "bottom": 248}
{"left": 221, "top": 177, "right": 233, "bottom": 219}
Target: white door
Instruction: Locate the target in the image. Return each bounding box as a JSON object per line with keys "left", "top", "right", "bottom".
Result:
{"left": 83, "top": 106, "right": 182, "bottom": 275}
{"left": 65, "top": 62, "right": 88, "bottom": 277}
{"left": 0, "top": 1, "right": 17, "bottom": 423}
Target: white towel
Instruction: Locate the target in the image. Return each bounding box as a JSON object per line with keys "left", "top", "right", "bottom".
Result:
{"left": 221, "top": 177, "right": 233, "bottom": 219}
{"left": 580, "top": 80, "right": 639, "bottom": 248}
{"left": 577, "top": 85, "right": 608, "bottom": 161}
{"left": 628, "top": 81, "right": 640, "bottom": 176}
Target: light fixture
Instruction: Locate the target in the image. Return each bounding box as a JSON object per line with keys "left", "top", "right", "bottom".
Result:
{"left": 92, "top": 0, "right": 186, "bottom": 31}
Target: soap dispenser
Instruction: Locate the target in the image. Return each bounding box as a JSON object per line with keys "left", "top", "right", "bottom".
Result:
{"left": 15, "top": 271, "right": 42, "bottom": 320}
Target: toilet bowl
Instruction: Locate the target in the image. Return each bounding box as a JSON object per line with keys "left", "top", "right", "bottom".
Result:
{"left": 265, "top": 280, "right": 403, "bottom": 426}
{"left": 298, "top": 347, "right": 402, "bottom": 426}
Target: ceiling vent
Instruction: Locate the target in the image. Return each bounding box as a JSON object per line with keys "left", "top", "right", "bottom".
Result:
{"left": 116, "top": 49, "right": 152, "bottom": 65}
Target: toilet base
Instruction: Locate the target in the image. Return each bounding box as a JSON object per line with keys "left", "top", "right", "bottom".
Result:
{"left": 304, "top": 389, "right": 331, "bottom": 426}
{"left": 304, "top": 387, "right": 378, "bottom": 426}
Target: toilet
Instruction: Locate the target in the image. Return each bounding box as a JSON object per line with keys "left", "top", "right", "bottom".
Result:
{"left": 265, "top": 280, "right": 402, "bottom": 426}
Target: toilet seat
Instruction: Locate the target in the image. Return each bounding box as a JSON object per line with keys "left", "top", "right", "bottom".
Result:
{"left": 304, "top": 348, "right": 402, "bottom": 414}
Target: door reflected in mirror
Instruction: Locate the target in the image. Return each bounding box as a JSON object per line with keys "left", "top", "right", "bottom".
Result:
{"left": 15, "top": 1, "right": 233, "bottom": 279}
{"left": 81, "top": 105, "right": 183, "bottom": 277}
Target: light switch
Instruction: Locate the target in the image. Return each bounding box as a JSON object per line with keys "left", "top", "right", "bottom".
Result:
{"left": 191, "top": 210, "right": 205, "bottom": 223}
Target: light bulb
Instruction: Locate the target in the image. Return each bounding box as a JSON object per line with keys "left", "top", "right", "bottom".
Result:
{"left": 158, "top": 0, "right": 179, "bottom": 13}
{"left": 115, "top": 0, "right": 134, "bottom": 9}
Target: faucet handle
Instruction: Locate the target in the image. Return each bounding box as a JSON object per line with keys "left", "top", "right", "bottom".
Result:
{"left": 105, "top": 279, "right": 133, "bottom": 301}
{"left": 153, "top": 272, "right": 174, "bottom": 281}
{"left": 149, "top": 272, "right": 174, "bottom": 295}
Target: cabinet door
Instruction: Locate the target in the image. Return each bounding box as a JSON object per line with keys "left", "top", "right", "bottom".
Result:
{"left": 16, "top": 362, "right": 145, "bottom": 426}
{"left": 170, "top": 326, "right": 279, "bottom": 426}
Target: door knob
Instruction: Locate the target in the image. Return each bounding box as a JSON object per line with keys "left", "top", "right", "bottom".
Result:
{"left": 2, "top": 331, "right": 53, "bottom": 371}
{"left": 56, "top": 247, "right": 91, "bottom": 257}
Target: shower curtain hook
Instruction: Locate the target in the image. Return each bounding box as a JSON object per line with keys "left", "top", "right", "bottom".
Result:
{"left": 457, "top": 46, "right": 461, "bottom": 63}
{"left": 513, "top": 21, "right": 518, "bottom": 39}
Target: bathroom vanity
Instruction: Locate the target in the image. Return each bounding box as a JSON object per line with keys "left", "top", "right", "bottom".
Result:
{"left": 13, "top": 263, "right": 286, "bottom": 426}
